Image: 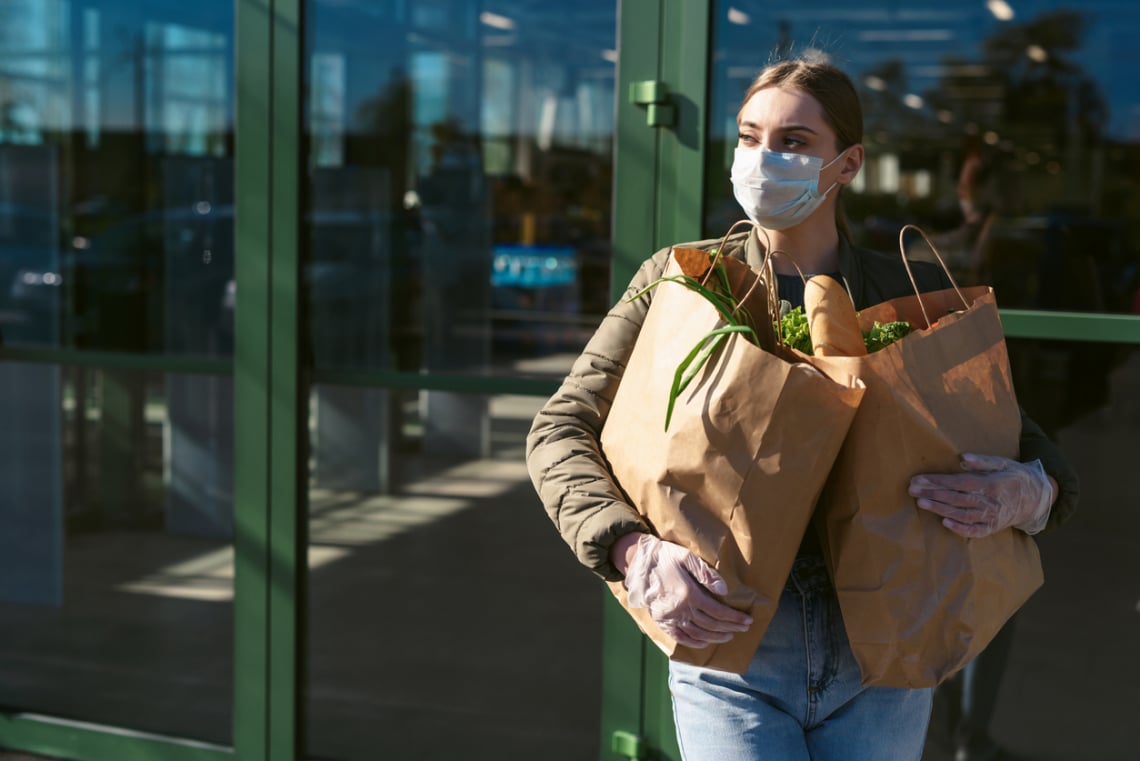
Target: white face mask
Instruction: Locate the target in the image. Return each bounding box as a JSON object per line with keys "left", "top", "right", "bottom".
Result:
{"left": 730, "top": 146, "right": 848, "bottom": 230}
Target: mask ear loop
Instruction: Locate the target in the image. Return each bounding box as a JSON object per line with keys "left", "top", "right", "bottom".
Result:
{"left": 813, "top": 147, "right": 852, "bottom": 198}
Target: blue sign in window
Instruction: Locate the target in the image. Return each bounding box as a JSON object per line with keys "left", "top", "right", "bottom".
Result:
{"left": 491, "top": 245, "right": 577, "bottom": 288}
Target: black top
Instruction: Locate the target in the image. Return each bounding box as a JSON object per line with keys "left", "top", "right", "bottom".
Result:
{"left": 776, "top": 272, "right": 842, "bottom": 311}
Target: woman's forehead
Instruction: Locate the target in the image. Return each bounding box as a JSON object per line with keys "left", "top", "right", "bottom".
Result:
{"left": 739, "top": 86, "right": 828, "bottom": 131}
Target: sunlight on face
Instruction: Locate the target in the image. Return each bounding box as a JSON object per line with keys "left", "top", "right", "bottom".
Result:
{"left": 737, "top": 86, "right": 839, "bottom": 159}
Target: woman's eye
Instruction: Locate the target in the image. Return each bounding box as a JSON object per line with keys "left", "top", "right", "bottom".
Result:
{"left": 783, "top": 136, "right": 805, "bottom": 148}
{"left": 738, "top": 133, "right": 757, "bottom": 145}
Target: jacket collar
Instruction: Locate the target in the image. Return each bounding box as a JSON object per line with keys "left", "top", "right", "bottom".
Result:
{"left": 739, "top": 227, "right": 867, "bottom": 304}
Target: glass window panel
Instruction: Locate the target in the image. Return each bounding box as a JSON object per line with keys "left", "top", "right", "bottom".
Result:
{"left": 706, "top": 1, "right": 1140, "bottom": 319}
{"left": 302, "top": 0, "right": 616, "bottom": 384}
{"left": 304, "top": 391, "right": 600, "bottom": 760}
{"left": 0, "top": 366, "right": 234, "bottom": 744}
{"left": 0, "top": 0, "right": 235, "bottom": 747}
{"left": 942, "top": 338, "right": 1140, "bottom": 761}
{"left": 0, "top": 0, "right": 234, "bottom": 355}
{"left": 298, "top": 5, "right": 615, "bottom": 747}
{"left": 708, "top": 5, "right": 1140, "bottom": 760}
{"left": 301, "top": 5, "right": 617, "bottom": 752}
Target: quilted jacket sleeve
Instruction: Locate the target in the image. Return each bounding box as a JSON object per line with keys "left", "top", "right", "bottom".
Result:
{"left": 1018, "top": 409, "right": 1080, "bottom": 531}
{"left": 525, "top": 248, "right": 673, "bottom": 581}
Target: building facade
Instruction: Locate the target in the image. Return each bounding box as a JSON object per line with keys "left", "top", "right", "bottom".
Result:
{"left": 0, "top": 1, "right": 1137, "bottom": 760}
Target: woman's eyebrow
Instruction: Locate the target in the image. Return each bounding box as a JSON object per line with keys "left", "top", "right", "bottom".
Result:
{"left": 738, "top": 121, "right": 819, "bottom": 135}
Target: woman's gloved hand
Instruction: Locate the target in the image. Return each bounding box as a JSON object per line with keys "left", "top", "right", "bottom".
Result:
{"left": 909, "top": 453, "right": 1056, "bottom": 538}
{"left": 622, "top": 533, "right": 753, "bottom": 649}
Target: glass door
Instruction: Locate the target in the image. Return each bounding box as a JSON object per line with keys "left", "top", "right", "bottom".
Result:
{"left": 602, "top": 2, "right": 713, "bottom": 760}
{"left": 0, "top": 0, "right": 236, "bottom": 752}
{"left": 297, "top": 2, "right": 620, "bottom": 759}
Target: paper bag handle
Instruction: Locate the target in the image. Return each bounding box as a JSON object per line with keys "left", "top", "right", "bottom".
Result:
{"left": 897, "top": 224, "right": 970, "bottom": 329}
{"left": 710, "top": 219, "right": 820, "bottom": 344}
{"left": 708, "top": 219, "right": 775, "bottom": 278}
{"left": 707, "top": 219, "right": 786, "bottom": 333}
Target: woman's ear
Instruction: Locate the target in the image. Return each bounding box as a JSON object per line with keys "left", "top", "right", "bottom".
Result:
{"left": 836, "top": 143, "right": 864, "bottom": 187}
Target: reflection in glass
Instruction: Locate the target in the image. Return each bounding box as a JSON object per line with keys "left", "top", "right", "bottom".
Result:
{"left": 301, "top": 3, "right": 615, "bottom": 758}
{"left": 706, "top": 1, "right": 1140, "bottom": 319}
{"left": 0, "top": 367, "right": 234, "bottom": 744}
{"left": 302, "top": 1, "right": 616, "bottom": 382}
{"left": 0, "top": 0, "right": 235, "bottom": 746}
{"left": 0, "top": 0, "right": 234, "bottom": 355}
{"left": 305, "top": 392, "right": 601, "bottom": 760}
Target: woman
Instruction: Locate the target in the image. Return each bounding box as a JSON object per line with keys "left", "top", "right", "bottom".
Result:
{"left": 526, "top": 56, "right": 1079, "bottom": 761}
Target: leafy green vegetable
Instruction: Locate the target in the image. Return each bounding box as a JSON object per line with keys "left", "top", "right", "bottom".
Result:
{"left": 628, "top": 253, "right": 759, "bottom": 431}
{"left": 774, "top": 307, "right": 912, "bottom": 354}
{"left": 862, "top": 320, "right": 912, "bottom": 353}
{"left": 778, "top": 306, "right": 813, "bottom": 354}
{"left": 666, "top": 324, "right": 756, "bottom": 430}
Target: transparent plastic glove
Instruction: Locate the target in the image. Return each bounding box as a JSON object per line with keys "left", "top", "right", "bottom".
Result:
{"left": 909, "top": 453, "right": 1055, "bottom": 538}
{"left": 624, "top": 533, "right": 753, "bottom": 649}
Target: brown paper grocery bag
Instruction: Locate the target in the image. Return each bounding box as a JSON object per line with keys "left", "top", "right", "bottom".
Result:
{"left": 601, "top": 252, "right": 865, "bottom": 674}
{"left": 810, "top": 230, "right": 1043, "bottom": 688}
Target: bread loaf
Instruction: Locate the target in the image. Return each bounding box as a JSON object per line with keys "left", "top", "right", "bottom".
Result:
{"left": 804, "top": 275, "right": 866, "bottom": 356}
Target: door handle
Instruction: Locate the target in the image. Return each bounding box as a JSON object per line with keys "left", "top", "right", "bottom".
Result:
{"left": 611, "top": 729, "right": 648, "bottom": 759}
{"left": 629, "top": 80, "right": 675, "bottom": 128}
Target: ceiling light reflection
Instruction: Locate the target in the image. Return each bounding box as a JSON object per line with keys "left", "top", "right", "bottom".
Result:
{"left": 987, "top": 0, "right": 1015, "bottom": 22}
{"left": 480, "top": 11, "right": 515, "bottom": 31}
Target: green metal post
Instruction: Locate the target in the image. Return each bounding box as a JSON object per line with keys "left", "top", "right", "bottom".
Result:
{"left": 611, "top": 0, "right": 665, "bottom": 301}
{"left": 607, "top": 1, "right": 708, "bottom": 759}
{"left": 654, "top": 0, "right": 711, "bottom": 248}
{"left": 606, "top": 1, "right": 712, "bottom": 759}
{"left": 642, "top": 7, "right": 711, "bottom": 756}
{"left": 268, "top": 0, "right": 303, "bottom": 758}
{"left": 605, "top": 0, "right": 664, "bottom": 757}
{"left": 234, "top": 0, "right": 273, "bottom": 758}
{"left": 234, "top": 0, "right": 304, "bottom": 758}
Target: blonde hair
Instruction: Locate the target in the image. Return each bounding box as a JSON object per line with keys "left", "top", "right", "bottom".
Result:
{"left": 738, "top": 58, "right": 863, "bottom": 150}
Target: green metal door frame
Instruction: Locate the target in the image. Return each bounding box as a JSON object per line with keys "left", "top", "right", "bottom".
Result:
{"left": 611, "top": 0, "right": 711, "bottom": 290}
{"left": 605, "top": 2, "right": 711, "bottom": 760}
{"left": 233, "top": 1, "right": 303, "bottom": 761}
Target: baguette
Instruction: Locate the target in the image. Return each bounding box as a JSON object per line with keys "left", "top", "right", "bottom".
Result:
{"left": 804, "top": 275, "right": 867, "bottom": 357}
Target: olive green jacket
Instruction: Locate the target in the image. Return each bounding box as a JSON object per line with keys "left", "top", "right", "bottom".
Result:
{"left": 525, "top": 230, "right": 1080, "bottom": 581}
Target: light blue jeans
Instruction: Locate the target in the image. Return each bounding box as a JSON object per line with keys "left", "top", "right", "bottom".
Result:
{"left": 668, "top": 555, "right": 933, "bottom": 761}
